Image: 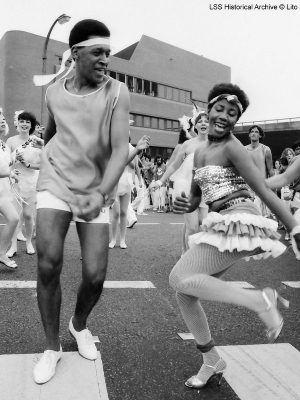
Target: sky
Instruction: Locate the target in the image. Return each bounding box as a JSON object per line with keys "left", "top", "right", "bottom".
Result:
{"left": 1, "top": 0, "right": 300, "bottom": 123}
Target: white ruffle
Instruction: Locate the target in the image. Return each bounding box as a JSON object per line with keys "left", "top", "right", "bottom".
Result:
{"left": 202, "top": 211, "right": 278, "bottom": 231}
{"left": 189, "top": 211, "right": 285, "bottom": 259}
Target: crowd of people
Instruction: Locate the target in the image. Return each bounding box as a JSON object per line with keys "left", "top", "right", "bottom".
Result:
{"left": 1, "top": 18, "right": 300, "bottom": 392}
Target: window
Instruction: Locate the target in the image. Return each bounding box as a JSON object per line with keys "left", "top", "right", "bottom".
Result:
{"left": 129, "top": 114, "right": 135, "bottom": 125}
{"left": 144, "top": 80, "right": 150, "bottom": 95}
{"left": 151, "top": 117, "right": 158, "bottom": 129}
{"left": 172, "top": 120, "right": 179, "bottom": 129}
{"left": 144, "top": 116, "right": 150, "bottom": 128}
{"left": 185, "top": 91, "right": 191, "bottom": 103}
{"left": 179, "top": 90, "right": 186, "bottom": 103}
{"left": 166, "top": 120, "right": 172, "bottom": 130}
{"left": 151, "top": 82, "right": 158, "bottom": 97}
{"left": 127, "top": 76, "right": 134, "bottom": 92}
{"left": 166, "top": 86, "right": 173, "bottom": 100}
{"left": 118, "top": 73, "right": 125, "bottom": 83}
{"left": 109, "top": 70, "right": 116, "bottom": 79}
{"left": 135, "top": 78, "right": 143, "bottom": 94}
{"left": 158, "top": 119, "right": 165, "bottom": 130}
{"left": 135, "top": 115, "right": 143, "bottom": 127}
{"left": 158, "top": 84, "right": 165, "bottom": 98}
{"left": 172, "top": 88, "right": 179, "bottom": 102}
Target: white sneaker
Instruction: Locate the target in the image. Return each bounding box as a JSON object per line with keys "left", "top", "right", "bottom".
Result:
{"left": 33, "top": 346, "right": 62, "bottom": 384}
{"left": 69, "top": 317, "right": 97, "bottom": 360}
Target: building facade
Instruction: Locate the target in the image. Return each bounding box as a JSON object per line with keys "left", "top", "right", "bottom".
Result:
{"left": 0, "top": 31, "right": 230, "bottom": 158}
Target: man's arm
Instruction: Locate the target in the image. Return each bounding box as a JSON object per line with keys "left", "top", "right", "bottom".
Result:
{"left": 98, "top": 84, "right": 130, "bottom": 196}
{"left": 265, "top": 147, "right": 274, "bottom": 177}
{"left": 43, "top": 114, "right": 56, "bottom": 145}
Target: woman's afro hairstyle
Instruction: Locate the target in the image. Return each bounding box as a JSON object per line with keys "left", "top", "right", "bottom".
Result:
{"left": 69, "top": 19, "right": 110, "bottom": 48}
{"left": 207, "top": 83, "right": 249, "bottom": 116}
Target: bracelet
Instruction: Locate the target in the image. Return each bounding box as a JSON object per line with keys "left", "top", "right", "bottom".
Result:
{"left": 98, "top": 189, "right": 109, "bottom": 203}
{"left": 156, "top": 180, "right": 163, "bottom": 187}
{"left": 26, "top": 163, "right": 31, "bottom": 168}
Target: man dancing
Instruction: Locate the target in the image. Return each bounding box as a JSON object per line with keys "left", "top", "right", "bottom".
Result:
{"left": 33, "top": 19, "right": 130, "bottom": 384}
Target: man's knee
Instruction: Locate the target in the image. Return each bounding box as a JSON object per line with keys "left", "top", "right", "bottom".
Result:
{"left": 83, "top": 267, "right": 106, "bottom": 289}
{"left": 37, "top": 251, "right": 62, "bottom": 282}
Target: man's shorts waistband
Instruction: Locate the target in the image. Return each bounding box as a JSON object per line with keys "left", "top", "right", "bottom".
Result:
{"left": 36, "top": 190, "right": 109, "bottom": 224}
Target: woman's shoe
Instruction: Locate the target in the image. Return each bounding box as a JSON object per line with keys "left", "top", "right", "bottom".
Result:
{"left": 120, "top": 242, "right": 127, "bottom": 249}
{"left": 258, "top": 288, "right": 289, "bottom": 343}
{"left": 185, "top": 358, "right": 226, "bottom": 389}
{"left": 6, "top": 247, "right": 17, "bottom": 258}
{"left": 26, "top": 242, "right": 35, "bottom": 255}
{"left": 0, "top": 255, "right": 18, "bottom": 269}
{"left": 109, "top": 240, "right": 116, "bottom": 249}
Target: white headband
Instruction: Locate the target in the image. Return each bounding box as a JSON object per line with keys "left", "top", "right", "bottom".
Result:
{"left": 208, "top": 94, "right": 243, "bottom": 115}
{"left": 33, "top": 37, "right": 111, "bottom": 87}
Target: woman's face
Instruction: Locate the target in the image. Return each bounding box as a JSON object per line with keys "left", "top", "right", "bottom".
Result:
{"left": 208, "top": 99, "right": 239, "bottom": 138}
{"left": 286, "top": 150, "right": 294, "bottom": 163}
{"left": 275, "top": 160, "right": 280, "bottom": 169}
{"left": 195, "top": 115, "right": 209, "bottom": 135}
{"left": 18, "top": 119, "right": 31, "bottom": 135}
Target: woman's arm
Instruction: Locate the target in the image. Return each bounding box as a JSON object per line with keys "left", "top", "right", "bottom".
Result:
{"left": 227, "top": 139, "right": 297, "bottom": 232}
{"left": 159, "top": 148, "right": 186, "bottom": 185}
{"left": 266, "top": 156, "right": 300, "bottom": 189}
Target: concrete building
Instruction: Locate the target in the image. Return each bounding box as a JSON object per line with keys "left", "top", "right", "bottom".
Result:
{"left": 0, "top": 30, "right": 230, "bottom": 158}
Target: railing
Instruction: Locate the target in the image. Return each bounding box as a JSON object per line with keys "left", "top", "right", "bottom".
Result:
{"left": 236, "top": 117, "right": 300, "bottom": 128}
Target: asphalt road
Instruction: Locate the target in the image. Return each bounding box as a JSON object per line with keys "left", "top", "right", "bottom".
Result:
{"left": 0, "top": 210, "right": 299, "bottom": 400}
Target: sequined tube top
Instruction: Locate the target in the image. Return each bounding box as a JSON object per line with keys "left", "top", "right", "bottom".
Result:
{"left": 194, "top": 165, "right": 251, "bottom": 205}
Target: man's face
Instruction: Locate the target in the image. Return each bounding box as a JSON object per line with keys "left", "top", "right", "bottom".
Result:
{"left": 75, "top": 39, "right": 111, "bottom": 85}
{"left": 249, "top": 127, "right": 261, "bottom": 141}
{"left": 294, "top": 146, "right": 300, "bottom": 156}
{"left": 157, "top": 157, "right": 162, "bottom": 165}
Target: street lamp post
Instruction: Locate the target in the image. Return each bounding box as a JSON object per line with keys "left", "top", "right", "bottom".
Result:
{"left": 40, "top": 13, "right": 71, "bottom": 123}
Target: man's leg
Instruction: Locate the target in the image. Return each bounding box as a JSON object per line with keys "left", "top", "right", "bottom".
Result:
{"left": 73, "top": 222, "right": 109, "bottom": 331}
{"left": 36, "top": 208, "right": 72, "bottom": 350}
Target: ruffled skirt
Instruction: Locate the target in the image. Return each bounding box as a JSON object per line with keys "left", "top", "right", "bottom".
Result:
{"left": 188, "top": 201, "right": 286, "bottom": 260}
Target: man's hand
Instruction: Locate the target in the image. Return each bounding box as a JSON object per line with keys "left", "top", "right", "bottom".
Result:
{"left": 136, "top": 135, "right": 150, "bottom": 153}
{"left": 173, "top": 192, "right": 191, "bottom": 214}
{"left": 70, "top": 192, "right": 104, "bottom": 221}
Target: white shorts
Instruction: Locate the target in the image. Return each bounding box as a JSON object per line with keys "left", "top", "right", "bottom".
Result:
{"left": 36, "top": 190, "right": 109, "bottom": 224}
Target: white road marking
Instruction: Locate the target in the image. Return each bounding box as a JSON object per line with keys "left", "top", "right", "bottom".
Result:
{"left": 0, "top": 280, "right": 156, "bottom": 289}
{"left": 169, "top": 223, "right": 184, "bottom": 225}
{"left": 0, "top": 281, "right": 37, "bottom": 288}
{"left": 177, "top": 333, "right": 194, "bottom": 340}
{"left": 217, "top": 343, "right": 300, "bottom": 400}
{"left": 137, "top": 222, "right": 160, "bottom": 225}
{"left": 0, "top": 351, "right": 109, "bottom": 400}
{"left": 227, "top": 281, "right": 255, "bottom": 289}
{"left": 104, "top": 281, "right": 156, "bottom": 288}
{"left": 282, "top": 281, "right": 300, "bottom": 288}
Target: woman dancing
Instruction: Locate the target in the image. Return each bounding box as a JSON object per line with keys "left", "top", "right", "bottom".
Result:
{"left": 169, "top": 83, "right": 300, "bottom": 389}
{"left": 0, "top": 114, "right": 19, "bottom": 268}
{"left": 153, "top": 110, "right": 209, "bottom": 252}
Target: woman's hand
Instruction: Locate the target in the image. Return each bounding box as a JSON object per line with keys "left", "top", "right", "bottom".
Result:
{"left": 10, "top": 169, "right": 20, "bottom": 182}
{"left": 173, "top": 192, "right": 191, "bottom": 214}
{"left": 290, "top": 226, "right": 300, "bottom": 260}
